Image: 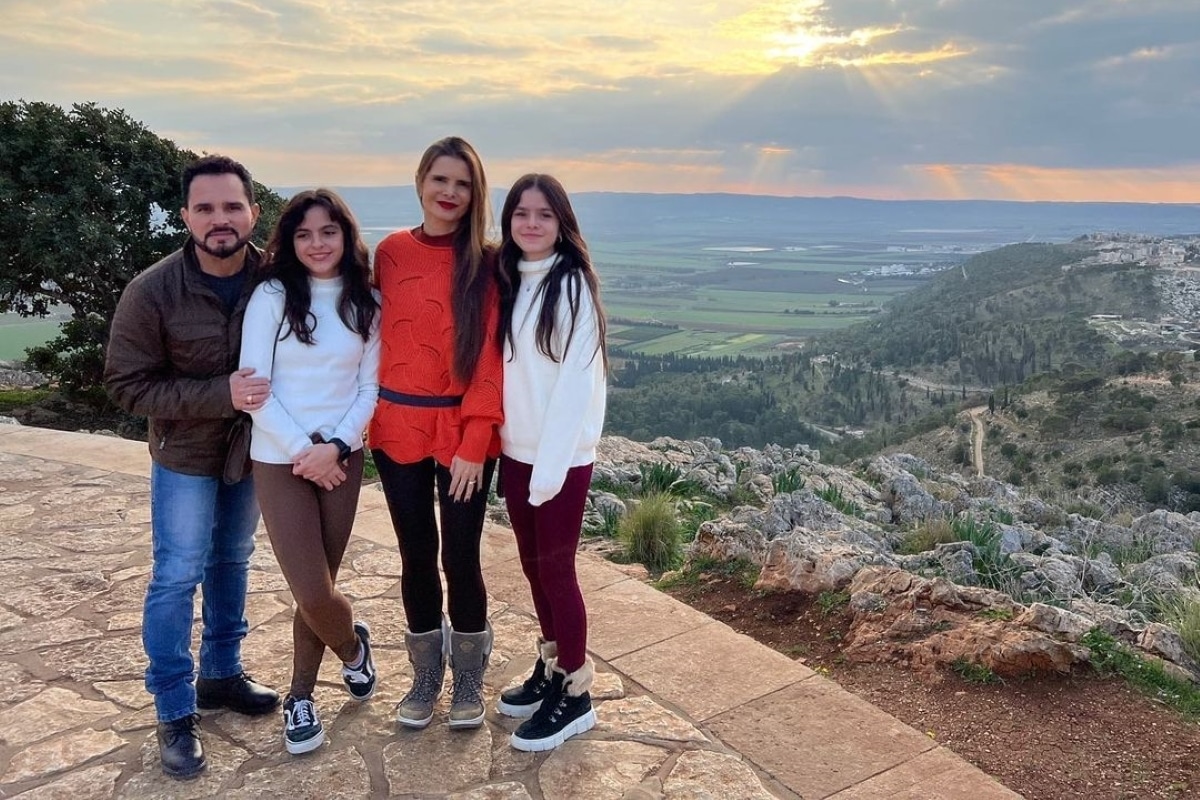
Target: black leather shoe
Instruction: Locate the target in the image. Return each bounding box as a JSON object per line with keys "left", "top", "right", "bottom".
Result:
{"left": 157, "top": 714, "right": 205, "bottom": 780}
{"left": 196, "top": 672, "right": 280, "bottom": 716}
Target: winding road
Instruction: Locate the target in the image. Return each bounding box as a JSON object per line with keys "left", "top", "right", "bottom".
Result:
{"left": 968, "top": 406, "right": 986, "bottom": 477}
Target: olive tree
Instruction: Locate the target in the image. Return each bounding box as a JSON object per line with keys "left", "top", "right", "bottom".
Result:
{"left": 0, "top": 100, "right": 282, "bottom": 392}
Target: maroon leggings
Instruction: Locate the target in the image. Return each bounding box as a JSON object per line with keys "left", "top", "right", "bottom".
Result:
{"left": 500, "top": 455, "right": 592, "bottom": 672}
{"left": 254, "top": 451, "right": 364, "bottom": 696}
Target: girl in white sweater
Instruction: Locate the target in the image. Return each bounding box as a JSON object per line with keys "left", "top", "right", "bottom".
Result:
{"left": 494, "top": 174, "right": 608, "bottom": 751}
{"left": 239, "top": 189, "right": 381, "bottom": 755}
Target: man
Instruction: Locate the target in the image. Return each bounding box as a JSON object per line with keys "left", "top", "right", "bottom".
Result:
{"left": 105, "top": 155, "right": 279, "bottom": 780}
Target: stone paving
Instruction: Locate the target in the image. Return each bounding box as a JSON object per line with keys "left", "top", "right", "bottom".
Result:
{"left": 0, "top": 425, "right": 1024, "bottom": 799}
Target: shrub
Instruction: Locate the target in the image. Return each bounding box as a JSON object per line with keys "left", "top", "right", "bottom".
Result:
{"left": 638, "top": 460, "right": 686, "bottom": 496}
{"left": 772, "top": 467, "right": 805, "bottom": 495}
{"left": 655, "top": 556, "right": 759, "bottom": 591}
{"left": 951, "top": 516, "right": 1023, "bottom": 595}
{"left": 677, "top": 499, "right": 717, "bottom": 541}
{"left": 817, "top": 485, "right": 863, "bottom": 517}
{"left": 1065, "top": 501, "right": 1104, "bottom": 519}
{"left": 619, "top": 492, "right": 682, "bottom": 573}
{"left": 590, "top": 506, "right": 623, "bottom": 538}
{"left": 590, "top": 476, "right": 635, "bottom": 498}
{"left": 899, "top": 518, "right": 957, "bottom": 554}
{"left": 951, "top": 657, "right": 1001, "bottom": 684}
{"left": 1083, "top": 628, "right": 1200, "bottom": 716}
{"left": 816, "top": 590, "right": 850, "bottom": 616}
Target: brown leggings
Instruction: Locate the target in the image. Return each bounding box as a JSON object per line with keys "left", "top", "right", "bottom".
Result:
{"left": 254, "top": 451, "right": 364, "bottom": 696}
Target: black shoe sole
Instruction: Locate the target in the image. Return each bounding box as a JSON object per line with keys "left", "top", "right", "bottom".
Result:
{"left": 162, "top": 761, "right": 207, "bottom": 780}
{"left": 196, "top": 698, "right": 279, "bottom": 716}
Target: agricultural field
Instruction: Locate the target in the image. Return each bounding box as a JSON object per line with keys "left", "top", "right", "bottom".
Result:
{"left": 592, "top": 237, "right": 954, "bottom": 356}
{"left": 0, "top": 314, "right": 63, "bottom": 361}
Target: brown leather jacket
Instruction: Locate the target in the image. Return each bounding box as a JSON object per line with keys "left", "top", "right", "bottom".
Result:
{"left": 104, "top": 241, "right": 261, "bottom": 476}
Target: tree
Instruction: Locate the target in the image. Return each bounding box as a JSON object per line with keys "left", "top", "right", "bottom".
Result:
{"left": 0, "top": 101, "right": 283, "bottom": 392}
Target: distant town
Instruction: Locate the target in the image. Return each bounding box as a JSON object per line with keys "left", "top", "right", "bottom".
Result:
{"left": 1074, "top": 233, "right": 1200, "bottom": 349}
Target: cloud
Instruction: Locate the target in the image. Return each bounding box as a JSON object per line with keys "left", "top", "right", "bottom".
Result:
{"left": 2, "top": 0, "right": 1199, "bottom": 200}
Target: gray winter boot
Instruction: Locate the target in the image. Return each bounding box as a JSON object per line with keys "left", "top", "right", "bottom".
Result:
{"left": 448, "top": 623, "right": 493, "bottom": 729}
{"left": 396, "top": 620, "right": 447, "bottom": 729}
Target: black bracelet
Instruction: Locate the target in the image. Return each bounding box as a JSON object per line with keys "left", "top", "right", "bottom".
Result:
{"left": 327, "top": 437, "right": 352, "bottom": 462}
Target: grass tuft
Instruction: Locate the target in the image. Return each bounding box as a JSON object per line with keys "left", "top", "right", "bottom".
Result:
{"left": 950, "top": 657, "right": 1002, "bottom": 684}
{"left": 817, "top": 485, "right": 863, "bottom": 517}
{"left": 1158, "top": 594, "right": 1200, "bottom": 665}
{"left": 620, "top": 491, "right": 683, "bottom": 573}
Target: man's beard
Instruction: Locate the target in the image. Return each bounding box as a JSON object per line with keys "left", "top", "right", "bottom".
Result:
{"left": 193, "top": 228, "right": 252, "bottom": 258}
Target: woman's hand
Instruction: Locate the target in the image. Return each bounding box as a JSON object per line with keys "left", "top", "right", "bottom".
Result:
{"left": 293, "top": 444, "right": 346, "bottom": 490}
{"left": 230, "top": 367, "right": 270, "bottom": 412}
{"left": 449, "top": 455, "right": 484, "bottom": 502}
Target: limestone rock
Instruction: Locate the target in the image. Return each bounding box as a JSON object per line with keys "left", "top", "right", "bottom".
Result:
{"left": 538, "top": 740, "right": 669, "bottom": 800}
{"left": 224, "top": 745, "right": 372, "bottom": 799}
{"left": 756, "top": 530, "right": 896, "bottom": 594}
{"left": 383, "top": 724, "right": 493, "bottom": 795}
{"left": 448, "top": 783, "right": 534, "bottom": 800}
{"left": 1138, "top": 622, "right": 1200, "bottom": 678}
{"left": 0, "top": 617, "right": 102, "bottom": 656}
{"left": 595, "top": 696, "right": 708, "bottom": 743}
{"left": 844, "top": 568, "right": 1088, "bottom": 679}
{"left": 119, "top": 733, "right": 248, "bottom": 799}
{"left": 2, "top": 729, "right": 125, "bottom": 783}
{"left": 1014, "top": 603, "right": 1094, "bottom": 641}
{"left": 6, "top": 572, "right": 112, "bottom": 618}
{"left": 663, "top": 749, "right": 776, "bottom": 799}
{"left": 7, "top": 763, "right": 121, "bottom": 800}
{"left": 2, "top": 687, "right": 119, "bottom": 748}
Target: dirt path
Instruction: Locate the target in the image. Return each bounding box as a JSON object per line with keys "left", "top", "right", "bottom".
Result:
{"left": 968, "top": 406, "right": 986, "bottom": 477}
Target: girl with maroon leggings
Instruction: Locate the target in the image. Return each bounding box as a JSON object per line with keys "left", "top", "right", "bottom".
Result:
{"left": 494, "top": 174, "right": 608, "bottom": 751}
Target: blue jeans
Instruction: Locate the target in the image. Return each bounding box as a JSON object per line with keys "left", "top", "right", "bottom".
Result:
{"left": 145, "top": 462, "right": 260, "bottom": 722}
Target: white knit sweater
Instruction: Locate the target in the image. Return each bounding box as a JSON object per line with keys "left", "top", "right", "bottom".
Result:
{"left": 500, "top": 255, "right": 607, "bottom": 506}
{"left": 240, "top": 277, "right": 381, "bottom": 464}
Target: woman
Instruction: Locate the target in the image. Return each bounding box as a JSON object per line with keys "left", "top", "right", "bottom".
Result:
{"left": 240, "top": 188, "right": 381, "bottom": 755}
{"left": 493, "top": 174, "right": 607, "bottom": 751}
{"left": 369, "top": 136, "right": 503, "bottom": 730}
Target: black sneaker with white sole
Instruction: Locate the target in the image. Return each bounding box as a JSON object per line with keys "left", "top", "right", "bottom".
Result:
{"left": 509, "top": 683, "right": 596, "bottom": 752}
{"left": 341, "top": 620, "right": 377, "bottom": 701}
{"left": 283, "top": 694, "right": 325, "bottom": 755}
{"left": 497, "top": 657, "right": 552, "bottom": 718}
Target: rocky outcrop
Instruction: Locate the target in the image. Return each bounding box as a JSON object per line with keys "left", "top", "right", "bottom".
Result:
{"left": 582, "top": 436, "right": 1200, "bottom": 681}
{"left": 842, "top": 568, "right": 1091, "bottom": 679}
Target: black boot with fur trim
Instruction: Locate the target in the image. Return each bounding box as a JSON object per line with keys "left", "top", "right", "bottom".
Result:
{"left": 509, "top": 657, "right": 596, "bottom": 752}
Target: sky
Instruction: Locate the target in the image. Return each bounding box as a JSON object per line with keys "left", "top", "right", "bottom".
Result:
{"left": 3, "top": 0, "right": 1200, "bottom": 202}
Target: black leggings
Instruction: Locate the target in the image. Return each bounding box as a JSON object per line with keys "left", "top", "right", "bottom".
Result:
{"left": 373, "top": 450, "right": 495, "bottom": 634}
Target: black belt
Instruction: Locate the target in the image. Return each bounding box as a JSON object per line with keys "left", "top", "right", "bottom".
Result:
{"left": 380, "top": 387, "right": 464, "bottom": 408}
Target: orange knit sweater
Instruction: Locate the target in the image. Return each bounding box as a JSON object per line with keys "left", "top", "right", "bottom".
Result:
{"left": 368, "top": 228, "right": 503, "bottom": 466}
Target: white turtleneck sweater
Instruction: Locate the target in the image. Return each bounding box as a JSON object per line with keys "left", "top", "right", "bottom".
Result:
{"left": 239, "top": 277, "right": 381, "bottom": 464}
{"left": 500, "top": 255, "right": 607, "bottom": 506}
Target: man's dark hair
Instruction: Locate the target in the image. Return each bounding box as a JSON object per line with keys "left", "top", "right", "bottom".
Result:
{"left": 182, "top": 154, "right": 255, "bottom": 207}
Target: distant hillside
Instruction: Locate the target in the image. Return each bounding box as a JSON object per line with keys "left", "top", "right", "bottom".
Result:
{"left": 280, "top": 186, "right": 1200, "bottom": 248}
{"left": 821, "top": 242, "right": 1161, "bottom": 386}
{"left": 896, "top": 358, "right": 1200, "bottom": 515}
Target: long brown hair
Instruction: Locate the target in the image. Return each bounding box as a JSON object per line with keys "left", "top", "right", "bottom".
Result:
{"left": 260, "top": 188, "right": 377, "bottom": 344}
{"left": 498, "top": 173, "right": 607, "bottom": 370}
{"left": 414, "top": 136, "right": 494, "bottom": 382}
